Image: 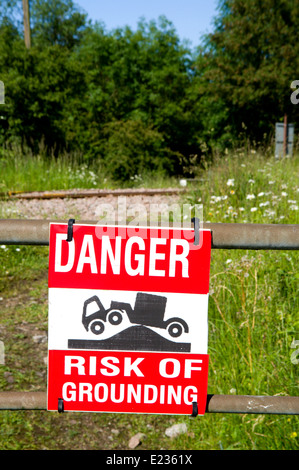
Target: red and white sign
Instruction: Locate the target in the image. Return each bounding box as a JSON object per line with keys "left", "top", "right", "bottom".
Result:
{"left": 47, "top": 223, "right": 211, "bottom": 415}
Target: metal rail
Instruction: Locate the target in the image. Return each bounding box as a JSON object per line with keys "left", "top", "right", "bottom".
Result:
{"left": 0, "top": 187, "right": 186, "bottom": 199}
{"left": 0, "top": 219, "right": 298, "bottom": 250}
{"left": 0, "top": 392, "right": 298, "bottom": 414}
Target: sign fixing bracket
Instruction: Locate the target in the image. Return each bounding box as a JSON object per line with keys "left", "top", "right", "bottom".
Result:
{"left": 58, "top": 398, "right": 64, "bottom": 413}
{"left": 66, "top": 218, "right": 75, "bottom": 242}
{"left": 191, "top": 217, "right": 199, "bottom": 245}
{"left": 191, "top": 401, "right": 198, "bottom": 417}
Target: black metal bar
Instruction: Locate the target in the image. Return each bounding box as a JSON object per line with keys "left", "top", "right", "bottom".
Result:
{"left": 0, "top": 219, "right": 298, "bottom": 250}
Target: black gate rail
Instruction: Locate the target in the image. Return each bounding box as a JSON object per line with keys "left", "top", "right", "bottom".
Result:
{"left": 0, "top": 219, "right": 298, "bottom": 414}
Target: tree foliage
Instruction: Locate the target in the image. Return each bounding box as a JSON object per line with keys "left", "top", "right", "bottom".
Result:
{"left": 195, "top": 0, "right": 299, "bottom": 150}
{"left": 0, "top": 0, "right": 298, "bottom": 180}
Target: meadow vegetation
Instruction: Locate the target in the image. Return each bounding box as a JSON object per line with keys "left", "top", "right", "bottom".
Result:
{"left": 0, "top": 149, "right": 298, "bottom": 450}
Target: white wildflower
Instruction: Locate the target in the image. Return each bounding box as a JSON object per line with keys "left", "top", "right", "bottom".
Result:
{"left": 226, "top": 178, "right": 235, "bottom": 186}
{"left": 258, "top": 192, "right": 265, "bottom": 197}
{"left": 246, "top": 194, "right": 255, "bottom": 200}
{"left": 226, "top": 259, "right": 232, "bottom": 264}
{"left": 248, "top": 179, "right": 255, "bottom": 183}
{"left": 259, "top": 201, "right": 270, "bottom": 207}
{"left": 250, "top": 207, "right": 257, "bottom": 212}
{"left": 265, "top": 210, "right": 275, "bottom": 216}
{"left": 281, "top": 192, "right": 287, "bottom": 197}
{"left": 290, "top": 205, "right": 298, "bottom": 211}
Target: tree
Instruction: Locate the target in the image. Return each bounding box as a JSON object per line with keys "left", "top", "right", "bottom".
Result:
{"left": 101, "top": 119, "right": 180, "bottom": 181}
{"left": 67, "top": 17, "right": 198, "bottom": 172}
{"left": 195, "top": 0, "right": 299, "bottom": 150}
{"left": 30, "top": 0, "right": 88, "bottom": 48}
{"left": 0, "top": 7, "right": 200, "bottom": 175}
{"left": 0, "top": 1, "right": 90, "bottom": 152}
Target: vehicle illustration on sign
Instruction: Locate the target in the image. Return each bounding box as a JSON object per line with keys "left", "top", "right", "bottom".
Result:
{"left": 82, "top": 292, "right": 189, "bottom": 339}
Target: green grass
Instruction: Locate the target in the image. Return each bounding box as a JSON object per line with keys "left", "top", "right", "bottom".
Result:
{"left": 186, "top": 150, "right": 299, "bottom": 225}
{"left": 181, "top": 150, "right": 299, "bottom": 449}
{"left": 0, "top": 149, "right": 298, "bottom": 450}
{"left": 0, "top": 148, "right": 112, "bottom": 193}
{"left": 0, "top": 147, "right": 178, "bottom": 193}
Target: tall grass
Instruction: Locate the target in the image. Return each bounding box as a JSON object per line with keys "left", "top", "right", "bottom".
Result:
{"left": 186, "top": 149, "right": 299, "bottom": 225}
{"left": 181, "top": 150, "right": 299, "bottom": 449}
{"left": 0, "top": 146, "right": 178, "bottom": 193}
{"left": 0, "top": 148, "right": 110, "bottom": 192}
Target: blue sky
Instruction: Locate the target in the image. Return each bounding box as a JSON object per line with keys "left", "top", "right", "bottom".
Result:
{"left": 74, "top": 0, "right": 219, "bottom": 48}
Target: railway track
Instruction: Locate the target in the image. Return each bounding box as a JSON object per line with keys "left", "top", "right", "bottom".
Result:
{"left": 0, "top": 186, "right": 188, "bottom": 221}
{"left": 0, "top": 187, "right": 187, "bottom": 200}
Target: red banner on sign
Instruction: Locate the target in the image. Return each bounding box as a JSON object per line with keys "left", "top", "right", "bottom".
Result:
{"left": 48, "top": 224, "right": 211, "bottom": 294}
{"left": 47, "top": 350, "right": 209, "bottom": 415}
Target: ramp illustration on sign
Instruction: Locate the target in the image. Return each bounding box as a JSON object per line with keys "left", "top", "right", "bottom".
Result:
{"left": 68, "top": 292, "right": 191, "bottom": 352}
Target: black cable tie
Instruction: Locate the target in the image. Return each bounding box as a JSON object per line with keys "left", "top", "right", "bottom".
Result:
{"left": 191, "top": 401, "right": 198, "bottom": 417}
{"left": 58, "top": 398, "right": 64, "bottom": 413}
{"left": 191, "top": 217, "right": 199, "bottom": 246}
{"left": 66, "top": 218, "right": 75, "bottom": 242}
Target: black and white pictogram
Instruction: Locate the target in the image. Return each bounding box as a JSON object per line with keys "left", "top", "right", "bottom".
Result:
{"left": 68, "top": 292, "right": 191, "bottom": 352}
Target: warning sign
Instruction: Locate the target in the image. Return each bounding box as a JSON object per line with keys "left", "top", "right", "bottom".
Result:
{"left": 47, "top": 223, "right": 211, "bottom": 415}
